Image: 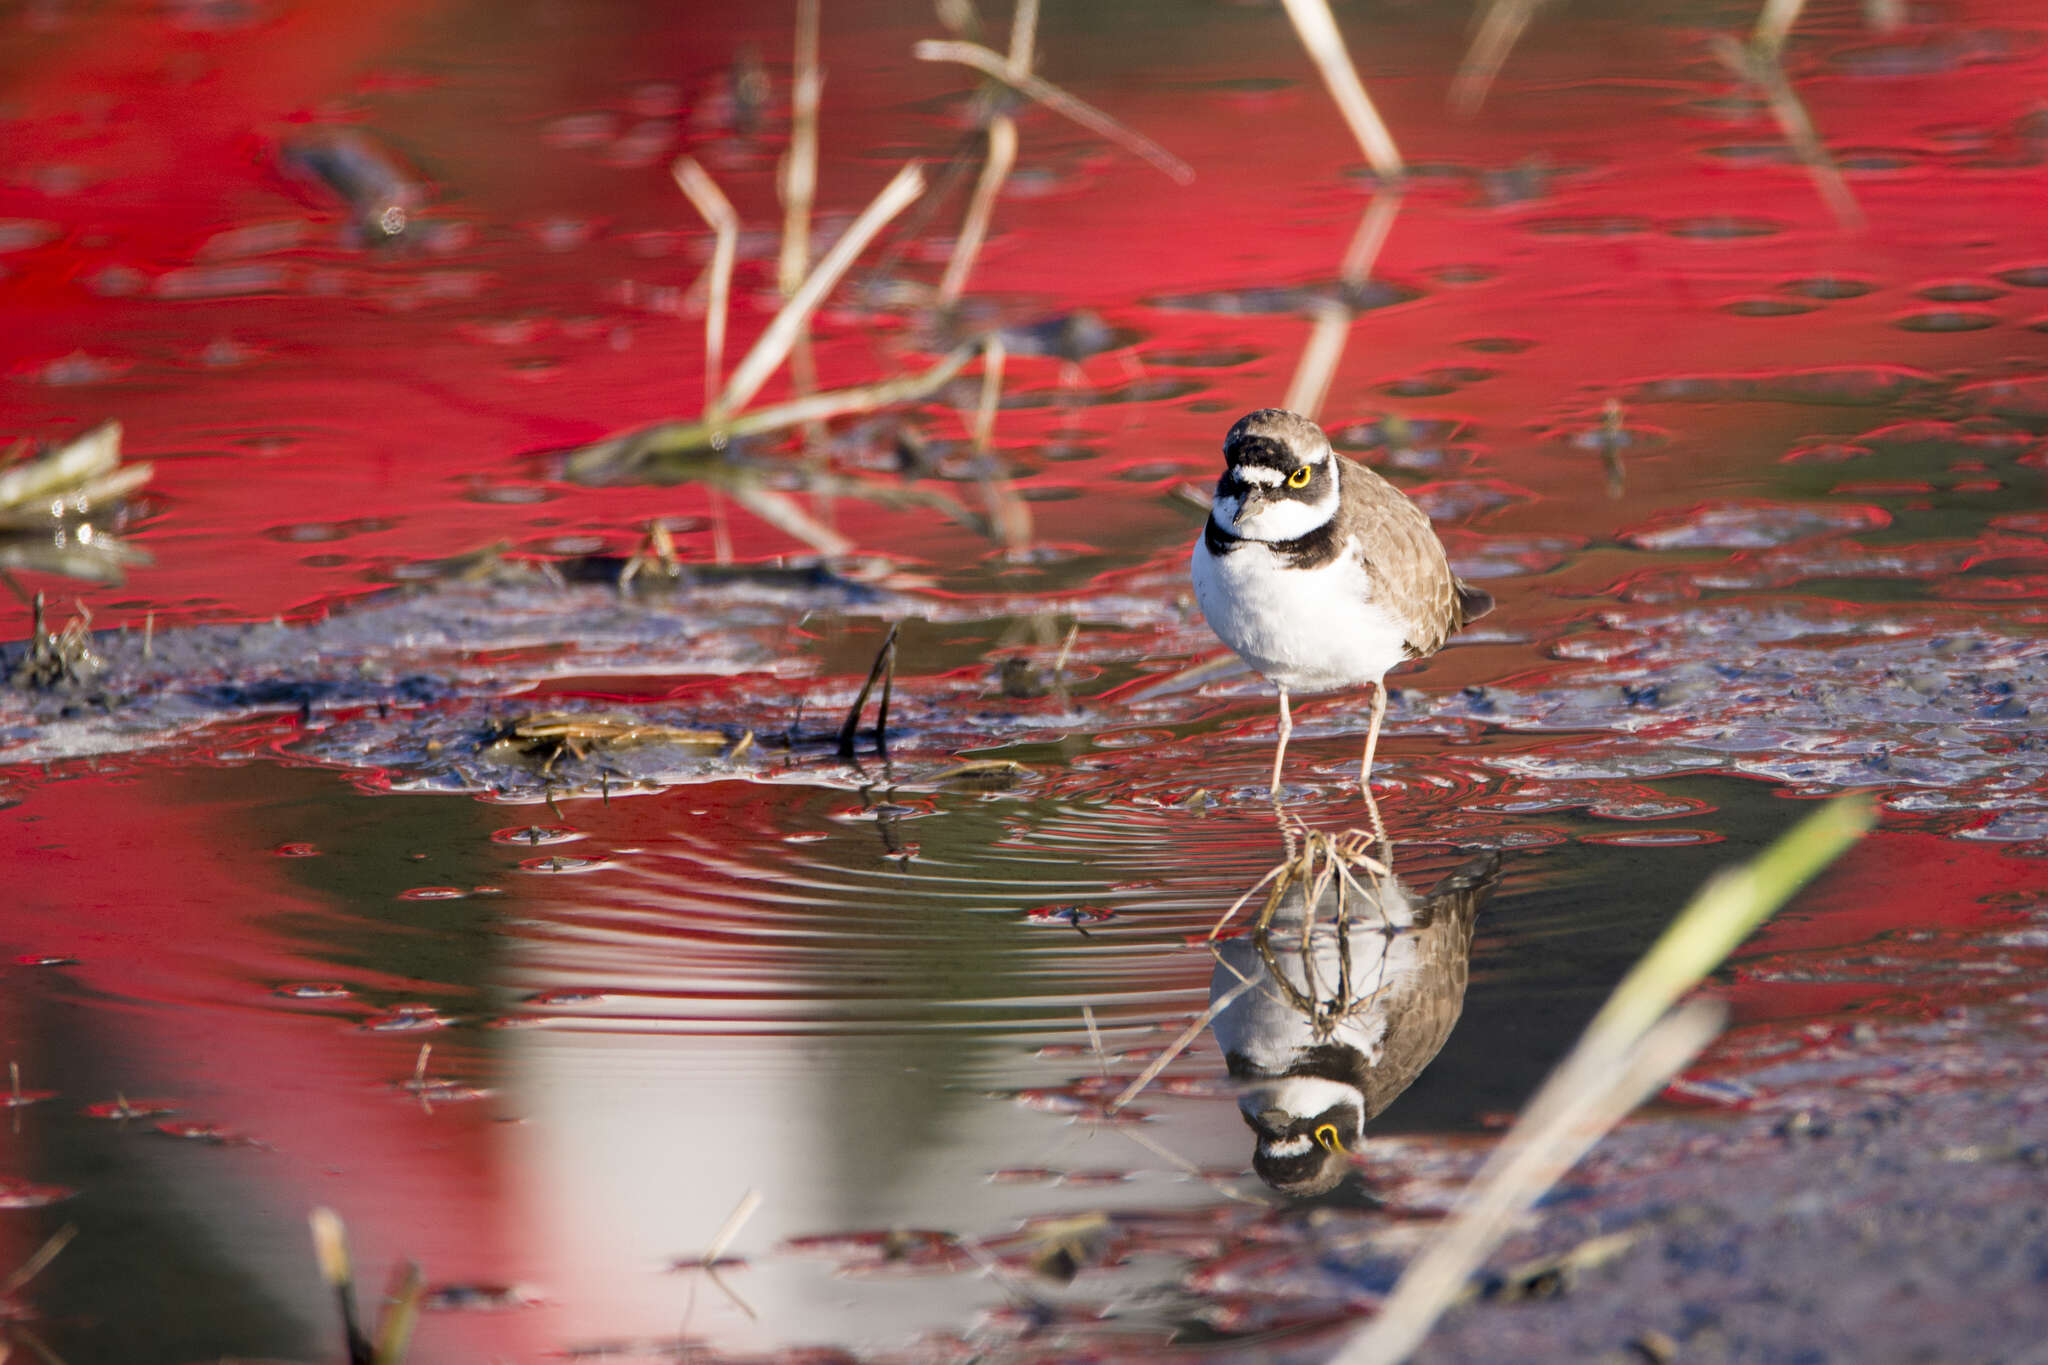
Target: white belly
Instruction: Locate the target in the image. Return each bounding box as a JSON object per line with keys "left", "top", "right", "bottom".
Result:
{"left": 1191, "top": 534, "right": 1410, "bottom": 693}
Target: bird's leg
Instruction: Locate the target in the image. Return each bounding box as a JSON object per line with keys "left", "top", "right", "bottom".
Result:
{"left": 1359, "top": 681, "right": 1393, "bottom": 870}
{"left": 1269, "top": 686, "right": 1293, "bottom": 797}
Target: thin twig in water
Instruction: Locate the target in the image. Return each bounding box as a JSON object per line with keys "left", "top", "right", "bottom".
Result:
{"left": 1107, "top": 975, "right": 1256, "bottom": 1114}
{"left": 1277, "top": 0, "right": 1404, "bottom": 181}
{"left": 1751, "top": 0, "right": 1804, "bottom": 59}
{"left": 912, "top": 40, "right": 1194, "bottom": 184}
{"left": 972, "top": 336, "right": 1032, "bottom": 552}
{"left": 1710, "top": 33, "right": 1862, "bottom": 231}
{"left": 1340, "top": 185, "right": 1403, "bottom": 288}
{"left": 716, "top": 162, "right": 927, "bottom": 420}
{"left": 1, "top": 1224, "right": 75, "bottom": 1297}
{"left": 973, "top": 335, "right": 1005, "bottom": 454}
{"left": 1284, "top": 299, "right": 1351, "bottom": 421}
{"left": 1081, "top": 1003, "right": 1107, "bottom": 1078}
{"left": 838, "top": 622, "right": 902, "bottom": 758}
{"left": 704, "top": 1188, "right": 762, "bottom": 1266}
{"left": 1450, "top": 0, "right": 1547, "bottom": 117}
{"left": 937, "top": 114, "right": 1018, "bottom": 309}
{"left": 671, "top": 158, "right": 739, "bottom": 409}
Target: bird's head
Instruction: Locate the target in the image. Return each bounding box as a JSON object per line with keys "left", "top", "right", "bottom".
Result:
{"left": 1212, "top": 408, "right": 1339, "bottom": 541}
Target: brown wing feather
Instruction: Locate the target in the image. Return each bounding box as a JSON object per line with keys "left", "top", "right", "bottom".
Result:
{"left": 1337, "top": 456, "right": 1492, "bottom": 661}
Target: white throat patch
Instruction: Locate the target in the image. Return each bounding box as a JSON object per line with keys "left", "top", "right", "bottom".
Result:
{"left": 1216, "top": 483, "right": 1338, "bottom": 542}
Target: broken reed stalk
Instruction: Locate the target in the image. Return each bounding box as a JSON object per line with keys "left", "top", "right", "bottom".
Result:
{"left": 671, "top": 158, "right": 739, "bottom": 410}
{"left": 779, "top": 0, "right": 822, "bottom": 299}
{"left": 1331, "top": 796, "right": 1873, "bottom": 1365}
{"left": 837, "top": 622, "right": 901, "bottom": 757}
{"left": 1450, "top": 0, "right": 1544, "bottom": 117}
{"left": 310, "top": 1207, "right": 374, "bottom": 1365}
{"left": 1277, "top": 0, "right": 1404, "bottom": 182}
{"left": 912, "top": 40, "right": 1194, "bottom": 185}
{"left": 937, "top": 114, "right": 1018, "bottom": 309}
{"left": 716, "top": 161, "right": 927, "bottom": 420}
{"left": 1284, "top": 298, "right": 1351, "bottom": 421}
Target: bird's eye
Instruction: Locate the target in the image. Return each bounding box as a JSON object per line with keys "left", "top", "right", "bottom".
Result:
{"left": 1287, "top": 466, "right": 1312, "bottom": 489}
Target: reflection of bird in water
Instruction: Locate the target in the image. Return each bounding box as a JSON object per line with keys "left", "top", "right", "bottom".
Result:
{"left": 1209, "top": 849, "right": 1500, "bottom": 1197}
{"left": 1190, "top": 409, "right": 1494, "bottom": 816}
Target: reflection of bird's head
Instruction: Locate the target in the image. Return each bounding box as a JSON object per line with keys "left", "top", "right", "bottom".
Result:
{"left": 1239, "top": 1074, "right": 1365, "bottom": 1198}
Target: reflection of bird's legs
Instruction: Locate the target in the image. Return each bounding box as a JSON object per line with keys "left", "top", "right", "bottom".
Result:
{"left": 1269, "top": 686, "right": 1293, "bottom": 795}
{"left": 1359, "top": 681, "right": 1392, "bottom": 869}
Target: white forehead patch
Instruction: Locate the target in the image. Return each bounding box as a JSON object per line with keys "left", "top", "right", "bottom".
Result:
{"left": 1261, "top": 1134, "right": 1313, "bottom": 1158}
{"left": 1238, "top": 466, "right": 1284, "bottom": 487}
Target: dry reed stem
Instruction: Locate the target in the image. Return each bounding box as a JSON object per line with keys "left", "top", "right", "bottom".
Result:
{"left": 1335, "top": 797, "right": 1871, "bottom": 1363}
{"left": 671, "top": 158, "right": 739, "bottom": 408}
{"left": 1751, "top": 0, "right": 1805, "bottom": 58}
{"left": 1339, "top": 186, "right": 1402, "bottom": 287}
{"left": 704, "top": 1188, "right": 763, "bottom": 1264}
{"left": 370, "top": 1262, "right": 424, "bottom": 1365}
{"left": 973, "top": 335, "right": 1005, "bottom": 453}
{"left": 1277, "top": 0, "right": 1404, "bottom": 181}
{"left": 1710, "top": 35, "right": 1863, "bottom": 231}
{"left": 779, "top": 0, "right": 822, "bottom": 298}
{"left": 1106, "top": 975, "right": 1257, "bottom": 1114}
{"left": 912, "top": 40, "right": 1194, "bottom": 184}
{"left": 1334, "top": 1000, "right": 1726, "bottom": 1365}
{"left": 1284, "top": 299, "right": 1351, "bottom": 421}
{"left": 727, "top": 483, "right": 854, "bottom": 556}
{"left": 937, "top": 114, "right": 1018, "bottom": 308}
{"left": 1007, "top": 0, "right": 1038, "bottom": 73}
{"left": 563, "top": 345, "right": 979, "bottom": 477}
{"left": 1450, "top": 0, "right": 1545, "bottom": 116}
{"left": 1, "top": 1225, "right": 75, "bottom": 1297}
{"left": 717, "top": 161, "right": 927, "bottom": 419}
{"left": 972, "top": 337, "right": 1032, "bottom": 551}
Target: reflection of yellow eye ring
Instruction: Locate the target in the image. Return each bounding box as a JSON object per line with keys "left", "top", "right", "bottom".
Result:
{"left": 1287, "top": 466, "right": 1312, "bottom": 489}
{"left": 1314, "top": 1122, "right": 1345, "bottom": 1153}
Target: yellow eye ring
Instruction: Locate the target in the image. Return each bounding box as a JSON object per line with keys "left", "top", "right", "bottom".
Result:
{"left": 1314, "top": 1122, "right": 1345, "bottom": 1153}
{"left": 1287, "top": 466, "right": 1312, "bottom": 489}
